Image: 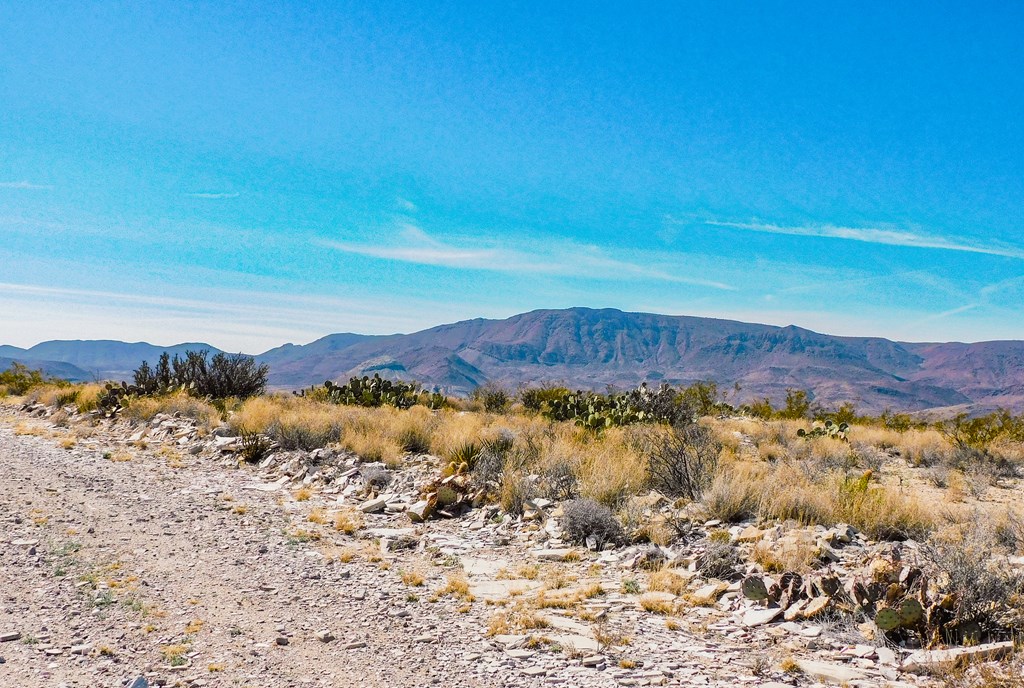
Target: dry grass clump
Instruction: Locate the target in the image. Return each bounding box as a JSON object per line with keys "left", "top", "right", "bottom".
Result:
{"left": 333, "top": 508, "right": 363, "bottom": 534}
{"left": 400, "top": 570, "right": 425, "bottom": 587}
{"left": 638, "top": 592, "right": 675, "bottom": 615}
{"left": 431, "top": 574, "right": 474, "bottom": 602}
{"left": 702, "top": 458, "right": 932, "bottom": 541}
{"left": 232, "top": 395, "right": 343, "bottom": 451}
{"left": 751, "top": 539, "right": 819, "bottom": 573}
{"left": 647, "top": 568, "right": 689, "bottom": 596}
{"left": 486, "top": 603, "right": 550, "bottom": 636}
{"left": 897, "top": 428, "right": 954, "bottom": 467}
{"left": 123, "top": 392, "right": 220, "bottom": 428}
{"left": 73, "top": 383, "right": 106, "bottom": 413}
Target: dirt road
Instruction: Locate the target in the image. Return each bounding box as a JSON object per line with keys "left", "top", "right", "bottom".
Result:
{"left": 0, "top": 417, "right": 502, "bottom": 688}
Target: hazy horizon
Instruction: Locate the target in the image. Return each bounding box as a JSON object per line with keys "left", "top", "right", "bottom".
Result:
{"left": 3, "top": 3, "right": 1023, "bottom": 351}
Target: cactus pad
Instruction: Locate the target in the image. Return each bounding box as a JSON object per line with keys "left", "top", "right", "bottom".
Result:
{"left": 741, "top": 576, "right": 769, "bottom": 601}
{"left": 874, "top": 607, "right": 900, "bottom": 632}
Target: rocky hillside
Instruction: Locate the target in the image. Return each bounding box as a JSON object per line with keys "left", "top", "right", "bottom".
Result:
{"left": 256, "top": 308, "right": 1024, "bottom": 414}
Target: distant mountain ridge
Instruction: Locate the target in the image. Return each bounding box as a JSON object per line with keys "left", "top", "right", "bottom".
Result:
{"left": 0, "top": 341, "right": 223, "bottom": 382}
{"left": 4, "top": 308, "right": 1024, "bottom": 414}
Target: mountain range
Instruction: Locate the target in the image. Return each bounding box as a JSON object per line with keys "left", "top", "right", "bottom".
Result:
{"left": 4, "top": 307, "right": 1024, "bottom": 414}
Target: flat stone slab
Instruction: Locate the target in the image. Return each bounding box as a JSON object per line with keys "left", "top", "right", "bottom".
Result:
{"left": 546, "top": 633, "right": 600, "bottom": 652}
{"left": 795, "top": 659, "right": 868, "bottom": 684}
{"left": 902, "top": 641, "right": 1014, "bottom": 673}
{"left": 533, "top": 548, "right": 575, "bottom": 561}
{"left": 460, "top": 556, "right": 510, "bottom": 577}
{"left": 742, "top": 607, "right": 783, "bottom": 627}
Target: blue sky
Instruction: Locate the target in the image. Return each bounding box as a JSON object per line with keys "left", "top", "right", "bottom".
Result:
{"left": 2, "top": 2, "right": 1023, "bottom": 352}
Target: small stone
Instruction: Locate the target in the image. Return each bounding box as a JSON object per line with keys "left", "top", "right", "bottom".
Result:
{"left": 70, "top": 644, "right": 92, "bottom": 655}
{"left": 533, "top": 548, "right": 573, "bottom": 561}
{"left": 275, "top": 636, "right": 289, "bottom": 646}
{"left": 343, "top": 641, "right": 367, "bottom": 650}
{"left": 690, "top": 582, "right": 728, "bottom": 605}
{"left": 359, "top": 495, "right": 392, "bottom": 514}
{"left": 875, "top": 646, "right": 897, "bottom": 666}
{"left": 126, "top": 677, "right": 148, "bottom": 688}
{"left": 0, "top": 632, "right": 21, "bottom": 643}
{"left": 506, "top": 648, "right": 536, "bottom": 659}
{"left": 314, "top": 630, "right": 335, "bottom": 643}
{"left": 407, "top": 500, "right": 433, "bottom": 522}
{"left": 522, "top": 667, "right": 547, "bottom": 677}
{"left": 581, "top": 655, "right": 605, "bottom": 667}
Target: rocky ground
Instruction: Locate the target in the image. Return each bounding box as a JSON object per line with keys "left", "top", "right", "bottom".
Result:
{"left": 0, "top": 404, "right": 1017, "bottom": 688}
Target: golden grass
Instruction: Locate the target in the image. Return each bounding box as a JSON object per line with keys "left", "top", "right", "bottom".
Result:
{"left": 431, "top": 574, "right": 474, "bottom": 602}
{"left": 401, "top": 570, "right": 425, "bottom": 587}
{"left": 751, "top": 539, "right": 819, "bottom": 573}
{"left": 703, "top": 457, "right": 933, "bottom": 540}
{"left": 74, "top": 384, "right": 106, "bottom": 413}
{"left": 638, "top": 593, "right": 675, "bottom": 615}
{"left": 293, "top": 487, "right": 313, "bottom": 502}
{"left": 647, "top": 569, "right": 689, "bottom": 596}
{"left": 307, "top": 508, "right": 328, "bottom": 524}
{"left": 333, "top": 508, "right": 363, "bottom": 534}
{"left": 123, "top": 392, "right": 219, "bottom": 428}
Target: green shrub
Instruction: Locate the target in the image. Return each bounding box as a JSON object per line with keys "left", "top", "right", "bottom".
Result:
{"left": 0, "top": 362, "right": 50, "bottom": 395}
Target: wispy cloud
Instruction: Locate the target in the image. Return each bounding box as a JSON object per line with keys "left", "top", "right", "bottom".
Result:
{"left": 318, "top": 225, "right": 736, "bottom": 290}
{"left": 186, "top": 192, "right": 240, "bottom": 199}
{"left": 0, "top": 180, "right": 52, "bottom": 190}
{"left": 396, "top": 196, "right": 417, "bottom": 212}
{"left": 706, "top": 220, "right": 1024, "bottom": 259}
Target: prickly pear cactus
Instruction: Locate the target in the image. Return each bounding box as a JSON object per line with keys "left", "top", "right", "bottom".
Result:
{"left": 899, "top": 598, "right": 924, "bottom": 627}
{"left": 875, "top": 607, "right": 901, "bottom": 632}
{"left": 741, "top": 576, "right": 769, "bottom": 602}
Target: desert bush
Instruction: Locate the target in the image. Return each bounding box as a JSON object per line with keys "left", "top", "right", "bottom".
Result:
{"left": 474, "top": 383, "right": 511, "bottom": 413}
{"left": 562, "top": 499, "right": 625, "bottom": 548}
{"left": 0, "top": 362, "right": 50, "bottom": 395}
{"left": 701, "top": 467, "right": 762, "bottom": 522}
{"left": 778, "top": 388, "right": 812, "bottom": 420}
{"left": 499, "top": 471, "right": 532, "bottom": 516}
{"left": 134, "top": 350, "right": 267, "bottom": 399}
{"left": 519, "top": 385, "right": 573, "bottom": 413}
{"left": 636, "top": 423, "right": 721, "bottom": 500}
{"left": 238, "top": 429, "right": 272, "bottom": 463}
{"left": 360, "top": 465, "right": 392, "bottom": 492}
{"left": 537, "top": 457, "right": 579, "bottom": 501}
{"left": 696, "top": 540, "right": 742, "bottom": 579}
{"left": 679, "top": 380, "right": 731, "bottom": 417}
{"left": 919, "top": 521, "right": 1024, "bottom": 642}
